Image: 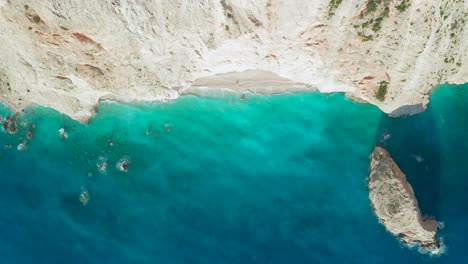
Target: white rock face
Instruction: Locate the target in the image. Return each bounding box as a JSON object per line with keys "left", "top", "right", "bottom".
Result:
{"left": 368, "top": 146, "right": 439, "bottom": 252}
{"left": 0, "top": 0, "right": 466, "bottom": 121}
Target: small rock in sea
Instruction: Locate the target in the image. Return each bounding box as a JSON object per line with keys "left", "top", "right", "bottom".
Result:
{"left": 79, "top": 187, "right": 90, "bottom": 206}
{"left": 411, "top": 154, "right": 424, "bottom": 163}
{"left": 164, "top": 122, "right": 172, "bottom": 133}
{"left": 116, "top": 156, "right": 130, "bottom": 172}
{"left": 382, "top": 131, "right": 391, "bottom": 141}
{"left": 5, "top": 144, "right": 11, "bottom": 149}
{"left": 27, "top": 129, "right": 34, "bottom": 140}
{"left": 97, "top": 157, "right": 107, "bottom": 174}
{"left": 58, "top": 128, "right": 69, "bottom": 139}
{"left": 3, "top": 117, "right": 18, "bottom": 134}
{"left": 17, "top": 142, "right": 26, "bottom": 151}
{"left": 22, "top": 121, "right": 28, "bottom": 127}
{"left": 368, "top": 146, "right": 439, "bottom": 253}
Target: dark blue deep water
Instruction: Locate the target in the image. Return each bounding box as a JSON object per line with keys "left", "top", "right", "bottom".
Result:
{"left": 0, "top": 84, "right": 467, "bottom": 263}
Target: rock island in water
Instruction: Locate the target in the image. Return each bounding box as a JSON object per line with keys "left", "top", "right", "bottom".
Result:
{"left": 368, "top": 146, "right": 439, "bottom": 252}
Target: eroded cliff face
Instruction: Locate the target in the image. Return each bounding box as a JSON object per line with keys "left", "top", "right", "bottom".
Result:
{"left": 0, "top": 0, "right": 466, "bottom": 121}
{"left": 368, "top": 146, "right": 439, "bottom": 253}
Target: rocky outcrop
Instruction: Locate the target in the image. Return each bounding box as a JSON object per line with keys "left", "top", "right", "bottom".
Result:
{"left": 0, "top": 0, "right": 466, "bottom": 122}
{"left": 368, "top": 146, "right": 439, "bottom": 252}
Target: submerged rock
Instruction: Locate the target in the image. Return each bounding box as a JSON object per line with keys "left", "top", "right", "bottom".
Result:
{"left": 17, "top": 142, "right": 26, "bottom": 151}
{"left": 116, "top": 156, "right": 130, "bottom": 173}
{"left": 368, "top": 146, "right": 439, "bottom": 252}
{"left": 164, "top": 122, "right": 172, "bottom": 134}
{"left": 27, "top": 129, "right": 34, "bottom": 140}
{"left": 2, "top": 116, "right": 18, "bottom": 134}
{"left": 79, "top": 187, "right": 90, "bottom": 206}
{"left": 58, "top": 128, "right": 69, "bottom": 139}
{"left": 97, "top": 156, "right": 107, "bottom": 174}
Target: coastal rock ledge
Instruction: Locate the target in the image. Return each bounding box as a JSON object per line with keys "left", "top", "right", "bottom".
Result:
{"left": 368, "top": 146, "right": 439, "bottom": 252}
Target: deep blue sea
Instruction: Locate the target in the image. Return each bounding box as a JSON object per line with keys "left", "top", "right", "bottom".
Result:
{"left": 0, "top": 84, "right": 467, "bottom": 263}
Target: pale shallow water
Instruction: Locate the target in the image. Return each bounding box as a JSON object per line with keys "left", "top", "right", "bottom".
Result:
{"left": 0, "top": 84, "right": 467, "bottom": 263}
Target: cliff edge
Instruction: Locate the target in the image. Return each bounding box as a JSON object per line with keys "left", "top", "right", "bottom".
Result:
{"left": 368, "top": 146, "right": 439, "bottom": 252}
{"left": 0, "top": 0, "right": 466, "bottom": 121}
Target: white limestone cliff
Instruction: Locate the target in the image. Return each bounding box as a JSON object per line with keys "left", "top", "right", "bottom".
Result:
{"left": 0, "top": 0, "right": 466, "bottom": 122}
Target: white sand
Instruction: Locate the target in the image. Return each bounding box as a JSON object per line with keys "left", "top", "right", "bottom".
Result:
{"left": 186, "top": 70, "right": 314, "bottom": 96}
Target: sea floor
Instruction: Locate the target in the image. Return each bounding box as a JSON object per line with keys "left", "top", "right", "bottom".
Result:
{"left": 0, "top": 84, "right": 467, "bottom": 263}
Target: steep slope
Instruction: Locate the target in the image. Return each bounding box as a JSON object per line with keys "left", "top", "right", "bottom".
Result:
{"left": 0, "top": 0, "right": 466, "bottom": 121}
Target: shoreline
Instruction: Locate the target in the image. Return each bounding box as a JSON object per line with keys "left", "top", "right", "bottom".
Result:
{"left": 0, "top": 72, "right": 463, "bottom": 125}
{"left": 0, "top": 79, "right": 462, "bottom": 125}
{"left": 1, "top": 67, "right": 452, "bottom": 124}
{"left": 0, "top": 68, "right": 465, "bottom": 125}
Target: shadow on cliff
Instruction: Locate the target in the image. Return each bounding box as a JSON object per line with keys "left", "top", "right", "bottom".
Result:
{"left": 375, "top": 105, "right": 441, "bottom": 218}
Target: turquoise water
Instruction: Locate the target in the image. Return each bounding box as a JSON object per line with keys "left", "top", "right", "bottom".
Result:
{"left": 0, "top": 84, "right": 467, "bottom": 263}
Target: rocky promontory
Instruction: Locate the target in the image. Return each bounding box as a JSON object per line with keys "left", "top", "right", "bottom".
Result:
{"left": 368, "top": 146, "right": 439, "bottom": 252}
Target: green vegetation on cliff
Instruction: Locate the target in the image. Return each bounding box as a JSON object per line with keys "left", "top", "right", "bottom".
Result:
{"left": 376, "top": 81, "right": 388, "bottom": 101}
{"left": 328, "top": 0, "right": 343, "bottom": 16}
